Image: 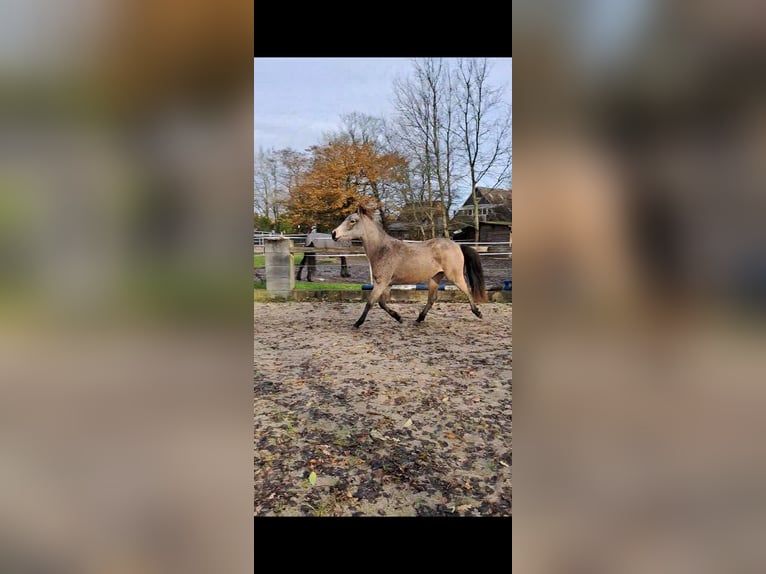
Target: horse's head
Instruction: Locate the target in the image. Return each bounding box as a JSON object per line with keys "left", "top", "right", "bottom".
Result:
{"left": 332, "top": 205, "right": 373, "bottom": 241}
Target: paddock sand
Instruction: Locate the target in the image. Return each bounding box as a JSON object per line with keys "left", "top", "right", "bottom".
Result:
{"left": 254, "top": 301, "right": 511, "bottom": 516}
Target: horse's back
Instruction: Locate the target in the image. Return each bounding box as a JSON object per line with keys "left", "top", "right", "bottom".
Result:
{"left": 426, "top": 237, "right": 458, "bottom": 247}
{"left": 424, "top": 237, "right": 463, "bottom": 257}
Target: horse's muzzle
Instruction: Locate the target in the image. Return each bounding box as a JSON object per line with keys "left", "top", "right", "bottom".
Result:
{"left": 331, "top": 231, "right": 337, "bottom": 241}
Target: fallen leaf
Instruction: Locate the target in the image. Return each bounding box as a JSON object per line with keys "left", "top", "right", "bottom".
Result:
{"left": 499, "top": 460, "right": 509, "bottom": 468}
{"left": 445, "top": 432, "right": 458, "bottom": 440}
{"left": 308, "top": 471, "right": 317, "bottom": 486}
{"left": 456, "top": 504, "right": 472, "bottom": 512}
{"left": 369, "top": 429, "right": 388, "bottom": 441}
{"left": 403, "top": 418, "right": 413, "bottom": 428}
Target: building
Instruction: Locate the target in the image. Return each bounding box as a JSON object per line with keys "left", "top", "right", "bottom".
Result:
{"left": 451, "top": 187, "right": 512, "bottom": 247}
{"left": 388, "top": 201, "right": 449, "bottom": 240}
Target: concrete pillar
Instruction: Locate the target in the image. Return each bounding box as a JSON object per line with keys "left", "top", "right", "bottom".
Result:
{"left": 264, "top": 237, "right": 294, "bottom": 299}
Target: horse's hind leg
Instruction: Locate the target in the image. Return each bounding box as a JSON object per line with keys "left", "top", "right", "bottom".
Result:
{"left": 417, "top": 273, "right": 444, "bottom": 322}
{"left": 452, "top": 274, "right": 482, "bottom": 318}
{"left": 377, "top": 287, "right": 402, "bottom": 323}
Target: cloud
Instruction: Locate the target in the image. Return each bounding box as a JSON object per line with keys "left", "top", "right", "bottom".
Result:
{"left": 253, "top": 114, "right": 338, "bottom": 151}
{"left": 253, "top": 58, "right": 512, "bottom": 152}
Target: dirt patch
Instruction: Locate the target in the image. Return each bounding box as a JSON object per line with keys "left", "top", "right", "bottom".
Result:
{"left": 254, "top": 301, "right": 511, "bottom": 516}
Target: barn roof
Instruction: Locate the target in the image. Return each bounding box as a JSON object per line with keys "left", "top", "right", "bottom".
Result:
{"left": 474, "top": 187, "right": 512, "bottom": 208}
{"left": 454, "top": 187, "right": 512, "bottom": 223}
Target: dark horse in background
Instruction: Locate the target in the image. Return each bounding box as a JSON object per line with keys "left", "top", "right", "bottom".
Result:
{"left": 332, "top": 205, "right": 487, "bottom": 327}
{"left": 295, "top": 228, "right": 352, "bottom": 281}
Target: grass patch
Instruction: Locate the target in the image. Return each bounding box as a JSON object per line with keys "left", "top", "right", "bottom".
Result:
{"left": 255, "top": 252, "right": 363, "bottom": 291}
{"left": 254, "top": 253, "right": 304, "bottom": 268}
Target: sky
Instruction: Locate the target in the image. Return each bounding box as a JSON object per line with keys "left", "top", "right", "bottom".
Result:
{"left": 254, "top": 57, "right": 513, "bottom": 153}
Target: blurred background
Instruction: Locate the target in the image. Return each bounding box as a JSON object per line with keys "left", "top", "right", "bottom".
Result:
{"left": 7, "top": 0, "right": 766, "bottom": 567}
{"left": 0, "top": 1, "right": 253, "bottom": 572}
{"left": 513, "top": 0, "right": 766, "bottom": 572}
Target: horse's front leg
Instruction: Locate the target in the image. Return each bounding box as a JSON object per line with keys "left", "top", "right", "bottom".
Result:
{"left": 355, "top": 282, "right": 397, "bottom": 327}
{"left": 354, "top": 300, "right": 373, "bottom": 328}
{"left": 377, "top": 287, "right": 402, "bottom": 323}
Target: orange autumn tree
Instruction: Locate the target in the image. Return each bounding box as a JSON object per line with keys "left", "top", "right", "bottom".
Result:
{"left": 287, "top": 139, "right": 408, "bottom": 231}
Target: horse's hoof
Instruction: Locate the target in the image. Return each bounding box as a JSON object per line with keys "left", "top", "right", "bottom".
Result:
{"left": 472, "top": 309, "right": 482, "bottom": 318}
{"left": 395, "top": 315, "right": 402, "bottom": 323}
{"left": 353, "top": 322, "right": 362, "bottom": 328}
{"left": 416, "top": 315, "right": 425, "bottom": 323}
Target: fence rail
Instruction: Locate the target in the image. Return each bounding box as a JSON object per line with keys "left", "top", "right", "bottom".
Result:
{"left": 254, "top": 231, "right": 307, "bottom": 247}
{"left": 255, "top": 236, "right": 511, "bottom": 288}
{"left": 255, "top": 230, "right": 510, "bottom": 250}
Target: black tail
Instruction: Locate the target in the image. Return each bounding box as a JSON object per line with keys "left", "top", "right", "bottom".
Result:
{"left": 460, "top": 244, "right": 487, "bottom": 303}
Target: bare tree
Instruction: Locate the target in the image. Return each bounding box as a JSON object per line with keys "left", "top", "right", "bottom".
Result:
{"left": 393, "top": 63, "right": 438, "bottom": 237}
{"left": 392, "top": 59, "right": 461, "bottom": 238}
{"left": 455, "top": 58, "right": 513, "bottom": 243}
{"left": 275, "top": 148, "right": 307, "bottom": 200}
{"left": 423, "top": 58, "right": 457, "bottom": 238}
{"left": 338, "top": 112, "right": 386, "bottom": 146}
{"left": 443, "top": 67, "right": 462, "bottom": 229}
{"left": 253, "top": 147, "right": 274, "bottom": 222}
{"left": 253, "top": 147, "right": 300, "bottom": 229}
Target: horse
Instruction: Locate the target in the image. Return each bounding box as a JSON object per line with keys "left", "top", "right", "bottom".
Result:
{"left": 332, "top": 205, "right": 487, "bottom": 327}
{"left": 295, "top": 228, "right": 352, "bottom": 281}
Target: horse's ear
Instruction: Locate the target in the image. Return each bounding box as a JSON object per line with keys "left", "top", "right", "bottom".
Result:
{"left": 357, "top": 204, "right": 372, "bottom": 218}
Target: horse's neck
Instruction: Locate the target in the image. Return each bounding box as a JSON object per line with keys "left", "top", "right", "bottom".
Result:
{"left": 361, "top": 220, "right": 393, "bottom": 262}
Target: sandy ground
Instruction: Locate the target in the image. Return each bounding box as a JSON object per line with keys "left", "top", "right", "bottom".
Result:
{"left": 254, "top": 301, "right": 512, "bottom": 516}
